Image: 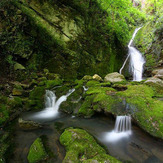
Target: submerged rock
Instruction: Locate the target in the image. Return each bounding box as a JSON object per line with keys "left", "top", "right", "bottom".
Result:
{"left": 18, "top": 118, "right": 42, "bottom": 130}
{"left": 60, "top": 128, "right": 121, "bottom": 163}
{"left": 104, "top": 72, "right": 126, "bottom": 83}
{"left": 27, "top": 137, "right": 48, "bottom": 163}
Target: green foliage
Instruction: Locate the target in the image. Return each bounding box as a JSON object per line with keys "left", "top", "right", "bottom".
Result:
{"left": 98, "top": 0, "right": 146, "bottom": 44}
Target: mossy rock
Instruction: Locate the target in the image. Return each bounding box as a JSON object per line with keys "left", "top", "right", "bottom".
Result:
{"left": 60, "top": 128, "right": 121, "bottom": 163}
{"left": 82, "top": 75, "right": 93, "bottom": 81}
{"left": 45, "top": 79, "right": 63, "bottom": 89}
{"left": 27, "top": 137, "right": 48, "bottom": 163}
{"left": 104, "top": 72, "right": 126, "bottom": 83}
{"left": 28, "top": 86, "right": 45, "bottom": 109}
{"left": 78, "top": 95, "right": 95, "bottom": 118}
{"left": 0, "top": 104, "right": 9, "bottom": 126}
{"left": 117, "top": 85, "right": 163, "bottom": 139}
{"left": 86, "top": 80, "right": 100, "bottom": 87}
{"left": 12, "top": 88, "right": 23, "bottom": 96}
{"left": 144, "top": 77, "right": 163, "bottom": 94}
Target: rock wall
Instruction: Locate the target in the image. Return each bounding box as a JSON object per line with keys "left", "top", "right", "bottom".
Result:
{"left": 0, "top": 0, "right": 126, "bottom": 79}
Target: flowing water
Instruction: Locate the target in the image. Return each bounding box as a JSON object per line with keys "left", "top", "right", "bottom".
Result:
{"left": 30, "top": 89, "right": 75, "bottom": 120}
{"left": 104, "top": 116, "right": 132, "bottom": 142}
{"left": 120, "top": 27, "right": 145, "bottom": 81}
{"left": 9, "top": 88, "right": 163, "bottom": 163}
{"left": 11, "top": 114, "right": 163, "bottom": 163}
{"left": 114, "top": 116, "right": 131, "bottom": 133}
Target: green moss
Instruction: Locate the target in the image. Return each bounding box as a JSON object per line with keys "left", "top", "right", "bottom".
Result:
{"left": 117, "top": 85, "right": 163, "bottom": 138}
{"left": 13, "top": 1, "right": 66, "bottom": 48}
{"left": 29, "top": 86, "right": 45, "bottom": 109}
{"left": 60, "top": 128, "right": 121, "bottom": 163}
{"left": 74, "top": 79, "right": 85, "bottom": 89}
{"left": 8, "top": 97, "right": 23, "bottom": 108}
{"left": 78, "top": 95, "right": 95, "bottom": 117}
{"left": 27, "top": 138, "right": 48, "bottom": 163}
{"left": 86, "top": 87, "right": 115, "bottom": 95}
{"left": 86, "top": 80, "right": 100, "bottom": 87}
{"left": 45, "top": 79, "right": 63, "bottom": 89}
{"left": 0, "top": 104, "right": 9, "bottom": 126}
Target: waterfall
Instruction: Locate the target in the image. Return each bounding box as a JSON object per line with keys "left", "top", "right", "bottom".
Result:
{"left": 114, "top": 116, "right": 131, "bottom": 133}
{"left": 31, "top": 88, "right": 75, "bottom": 119}
{"left": 104, "top": 115, "right": 132, "bottom": 142}
{"left": 120, "top": 27, "right": 145, "bottom": 81}
{"left": 83, "top": 86, "right": 88, "bottom": 91}
{"left": 45, "top": 88, "right": 75, "bottom": 111}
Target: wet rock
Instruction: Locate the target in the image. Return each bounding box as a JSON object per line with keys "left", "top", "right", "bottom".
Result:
{"left": 93, "top": 74, "right": 103, "bottom": 81}
{"left": 18, "top": 118, "right": 42, "bottom": 130}
{"left": 152, "top": 68, "right": 163, "bottom": 79}
{"left": 104, "top": 72, "right": 126, "bottom": 83}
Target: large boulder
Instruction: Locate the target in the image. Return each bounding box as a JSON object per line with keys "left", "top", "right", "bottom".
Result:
{"left": 145, "top": 77, "right": 163, "bottom": 94}
{"left": 60, "top": 128, "right": 121, "bottom": 163}
{"left": 104, "top": 72, "right": 126, "bottom": 83}
{"left": 152, "top": 68, "right": 163, "bottom": 79}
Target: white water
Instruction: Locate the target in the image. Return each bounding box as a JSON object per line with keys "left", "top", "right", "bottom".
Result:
{"left": 114, "top": 116, "right": 131, "bottom": 133}
{"left": 120, "top": 27, "right": 145, "bottom": 81}
{"left": 104, "top": 116, "right": 132, "bottom": 142}
{"left": 31, "top": 88, "right": 75, "bottom": 119}
{"left": 83, "top": 86, "right": 88, "bottom": 91}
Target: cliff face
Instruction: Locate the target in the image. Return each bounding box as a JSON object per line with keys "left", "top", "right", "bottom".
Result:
{"left": 134, "top": 12, "right": 163, "bottom": 75}
{"left": 0, "top": 0, "right": 127, "bottom": 79}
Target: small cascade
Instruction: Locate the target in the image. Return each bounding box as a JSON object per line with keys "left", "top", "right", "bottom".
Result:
{"left": 83, "top": 86, "right": 88, "bottom": 91}
{"left": 31, "top": 88, "right": 75, "bottom": 119}
{"left": 114, "top": 116, "right": 131, "bottom": 133}
{"left": 120, "top": 27, "right": 145, "bottom": 81}
{"left": 104, "top": 115, "right": 132, "bottom": 142}
{"left": 45, "top": 90, "right": 56, "bottom": 108}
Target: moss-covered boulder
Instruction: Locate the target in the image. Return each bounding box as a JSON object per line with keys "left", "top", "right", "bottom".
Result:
{"left": 104, "top": 72, "right": 126, "bottom": 83}
{"left": 27, "top": 137, "right": 48, "bottom": 163}
{"left": 117, "top": 85, "right": 163, "bottom": 139}
{"left": 144, "top": 77, "right": 163, "bottom": 94}
{"left": 28, "top": 86, "right": 45, "bottom": 110}
{"left": 82, "top": 75, "right": 93, "bottom": 81}
{"left": 60, "top": 128, "right": 121, "bottom": 163}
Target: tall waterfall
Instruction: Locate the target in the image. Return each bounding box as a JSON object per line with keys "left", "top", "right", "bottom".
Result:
{"left": 120, "top": 27, "right": 145, "bottom": 81}
{"left": 31, "top": 88, "right": 75, "bottom": 119}
{"left": 114, "top": 116, "right": 131, "bottom": 133}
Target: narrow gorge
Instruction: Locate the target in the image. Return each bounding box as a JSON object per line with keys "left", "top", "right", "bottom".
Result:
{"left": 0, "top": 0, "right": 163, "bottom": 163}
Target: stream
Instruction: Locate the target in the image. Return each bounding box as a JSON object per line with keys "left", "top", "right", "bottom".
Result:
{"left": 10, "top": 112, "right": 163, "bottom": 163}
